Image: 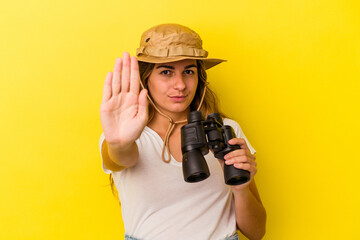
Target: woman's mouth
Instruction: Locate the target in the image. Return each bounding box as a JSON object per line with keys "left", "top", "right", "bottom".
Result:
{"left": 169, "top": 95, "right": 187, "bottom": 102}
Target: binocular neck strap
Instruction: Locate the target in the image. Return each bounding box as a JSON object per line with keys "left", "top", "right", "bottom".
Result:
{"left": 139, "top": 79, "right": 207, "bottom": 163}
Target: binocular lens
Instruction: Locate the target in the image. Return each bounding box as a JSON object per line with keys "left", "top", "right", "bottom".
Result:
{"left": 226, "top": 176, "right": 249, "bottom": 185}
{"left": 224, "top": 165, "right": 250, "bottom": 185}
{"left": 182, "top": 150, "right": 210, "bottom": 183}
{"left": 187, "top": 172, "right": 209, "bottom": 183}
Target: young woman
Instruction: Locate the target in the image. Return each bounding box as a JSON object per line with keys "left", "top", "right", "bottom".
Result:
{"left": 99, "top": 24, "right": 266, "bottom": 240}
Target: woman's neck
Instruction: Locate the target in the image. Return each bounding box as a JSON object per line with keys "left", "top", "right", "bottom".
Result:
{"left": 147, "top": 110, "right": 189, "bottom": 135}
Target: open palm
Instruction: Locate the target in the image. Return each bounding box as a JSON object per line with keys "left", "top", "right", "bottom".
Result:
{"left": 100, "top": 52, "right": 148, "bottom": 149}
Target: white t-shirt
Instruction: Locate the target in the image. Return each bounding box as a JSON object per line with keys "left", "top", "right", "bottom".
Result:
{"left": 99, "top": 118, "right": 256, "bottom": 240}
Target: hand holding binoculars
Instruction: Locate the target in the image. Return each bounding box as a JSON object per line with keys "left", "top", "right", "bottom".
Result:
{"left": 181, "top": 111, "right": 250, "bottom": 185}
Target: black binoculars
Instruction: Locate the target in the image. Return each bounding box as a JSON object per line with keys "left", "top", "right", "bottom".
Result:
{"left": 181, "top": 111, "right": 250, "bottom": 185}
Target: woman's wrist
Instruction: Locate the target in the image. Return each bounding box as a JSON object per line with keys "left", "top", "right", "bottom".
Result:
{"left": 107, "top": 140, "right": 135, "bottom": 152}
{"left": 107, "top": 141, "right": 138, "bottom": 168}
{"left": 231, "top": 183, "right": 251, "bottom": 197}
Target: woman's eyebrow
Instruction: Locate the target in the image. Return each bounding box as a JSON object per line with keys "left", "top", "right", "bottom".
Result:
{"left": 185, "top": 64, "right": 197, "bottom": 69}
{"left": 156, "top": 64, "right": 198, "bottom": 69}
{"left": 156, "top": 65, "right": 175, "bottom": 69}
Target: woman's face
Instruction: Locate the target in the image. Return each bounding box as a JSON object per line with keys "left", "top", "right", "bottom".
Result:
{"left": 147, "top": 59, "right": 199, "bottom": 117}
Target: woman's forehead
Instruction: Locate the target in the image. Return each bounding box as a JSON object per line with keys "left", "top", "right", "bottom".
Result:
{"left": 154, "top": 59, "right": 197, "bottom": 68}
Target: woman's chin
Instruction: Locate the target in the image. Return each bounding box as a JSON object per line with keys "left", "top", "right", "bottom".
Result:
{"left": 158, "top": 104, "right": 191, "bottom": 116}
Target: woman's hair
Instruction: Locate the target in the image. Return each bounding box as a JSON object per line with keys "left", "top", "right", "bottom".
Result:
{"left": 108, "top": 60, "right": 227, "bottom": 202}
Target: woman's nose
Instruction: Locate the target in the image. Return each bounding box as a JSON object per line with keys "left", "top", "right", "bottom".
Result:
{"left": 173, "top": 74, "right": 186, "bottom": 90}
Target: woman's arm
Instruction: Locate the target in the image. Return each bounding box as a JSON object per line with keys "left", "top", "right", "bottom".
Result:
{"left": 232, "top": 180, "right": 266, "bottom": 240}
{"left": 101, "top": 138, "right": 139, "bottom": 171}
{"left": 223, "top": 138, "right": 266, "bottom": 239}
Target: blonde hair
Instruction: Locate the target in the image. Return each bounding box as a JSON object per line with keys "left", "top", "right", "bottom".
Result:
{"left": 109, "top": 60, "right": 227, "bottom": 202}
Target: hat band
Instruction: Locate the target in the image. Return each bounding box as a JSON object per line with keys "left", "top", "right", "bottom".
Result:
{"left": 136, "top": 46, "right": 208, "bottom": 58}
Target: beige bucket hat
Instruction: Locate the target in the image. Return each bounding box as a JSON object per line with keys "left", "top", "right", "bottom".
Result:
{"left": 136, "top": 23, "right": 226, "bottom": 69}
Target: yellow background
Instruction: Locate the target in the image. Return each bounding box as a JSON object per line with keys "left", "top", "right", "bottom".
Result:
{"left": 1, "top": 0, "right": 359, "bottom": 239}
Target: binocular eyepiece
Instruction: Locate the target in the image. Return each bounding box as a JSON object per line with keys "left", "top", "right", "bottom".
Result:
{"left": 181, "top": 111, "right": 250, "bottom": 185}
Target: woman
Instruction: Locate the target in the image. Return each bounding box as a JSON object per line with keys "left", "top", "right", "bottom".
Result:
{"left": 99, "top": 24, "right": 266, "bottom": 240}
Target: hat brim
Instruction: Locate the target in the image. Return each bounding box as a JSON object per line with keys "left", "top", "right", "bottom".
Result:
{"left": 136, "top": 56, "right": 226, "bottom": 70}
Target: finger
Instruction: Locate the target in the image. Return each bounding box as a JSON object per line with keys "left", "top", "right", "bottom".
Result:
{"left": 239, "top": 158, "right": 257, "bottom": 167}
{"left": 225, "top": 155, "right": 247, "bottom": 165}
{"left": 225, "top": 155, "right": 257, "bottom": 166}
{"left": 138, "top": 89, "right": 148, "bottom": 120}
{"left": 246, "top": 151, "right": 256, "bottom": 160}
{"left": 129, "top": 56, "right": 140, "bottom": 94}
{"left": 121, "top": 52, "right": 131, "bottom": 92}
{"left": 229, "top": 138, "right": 250, "bottom": 151}
{"left": 233, "top": 162, "right": 253, "bottom": 171}
{"left": 102, "top": 72, "right": 113, "bottom": 103}
{"left": 224, "top": 149, "right": 256, "bottom": 160}
{"left": 112, "top": 57, "right": 122, "bottom": 94}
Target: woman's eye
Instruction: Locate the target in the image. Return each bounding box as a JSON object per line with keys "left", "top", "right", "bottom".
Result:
{"left": 160, "top": 70, "right": 171, "bottom": 75}
{"left": 184, "top": 70, "right": 195, "bottom": 75}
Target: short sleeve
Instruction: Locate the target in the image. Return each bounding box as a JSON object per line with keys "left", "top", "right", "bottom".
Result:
{"left": 99, "top": 133, "right": 112, "bottom": 174}
{"left": 223, "top": 118, "right": 256, "bottom": 155}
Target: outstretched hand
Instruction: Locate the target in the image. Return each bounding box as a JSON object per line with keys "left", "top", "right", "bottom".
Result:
{"left": 100, "top": 52, "right": 148, "bottom": 149}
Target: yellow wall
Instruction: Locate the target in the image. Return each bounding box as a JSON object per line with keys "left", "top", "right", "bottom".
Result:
{"left": 1, "top": 0, "right": 359, "bottom": 239}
